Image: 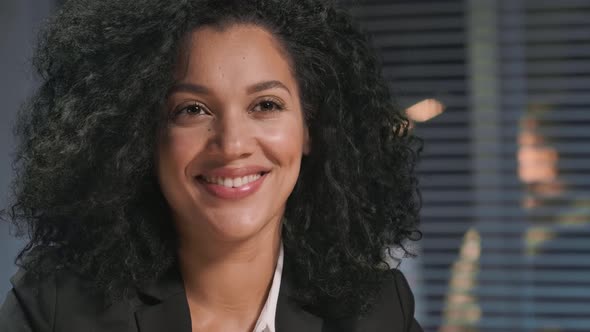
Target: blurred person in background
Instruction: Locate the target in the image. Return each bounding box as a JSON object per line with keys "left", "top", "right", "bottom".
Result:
{"left": 439, "top": 104, "right": 590, "bottom": 332}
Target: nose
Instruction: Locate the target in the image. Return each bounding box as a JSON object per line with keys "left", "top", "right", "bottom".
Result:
{"left": 208, "top": 110, "right": 254, "bottom": 160}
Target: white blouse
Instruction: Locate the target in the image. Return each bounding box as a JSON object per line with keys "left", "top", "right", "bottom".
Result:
{"left": 252, "top": 243, "right": 284, "bottom": 332}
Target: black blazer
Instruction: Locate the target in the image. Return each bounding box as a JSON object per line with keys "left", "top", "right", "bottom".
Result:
{"left": 0, "top": 264, "right": 423, "bottom": 332}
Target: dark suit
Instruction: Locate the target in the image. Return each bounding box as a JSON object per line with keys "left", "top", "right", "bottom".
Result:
{"left": 1, "top": 264, "right": 422, "bottom": 332}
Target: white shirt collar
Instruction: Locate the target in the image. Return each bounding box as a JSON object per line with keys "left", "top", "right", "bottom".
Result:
{"left": 252, "top": 243, "right": 284, "bottom": 332}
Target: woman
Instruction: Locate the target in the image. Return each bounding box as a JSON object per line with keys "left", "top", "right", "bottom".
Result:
{"left": 0, "top": 0, "right": 423, "bottom": 331}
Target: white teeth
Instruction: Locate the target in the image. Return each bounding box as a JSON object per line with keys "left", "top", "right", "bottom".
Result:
{"left": 234, "top": 177, "right": 243, "bottom": 187}
{"left": 202, "top": 173, "right": 262, "bottom": 188}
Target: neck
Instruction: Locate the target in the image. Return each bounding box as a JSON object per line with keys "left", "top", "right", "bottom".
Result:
{"left": 177, "top": 219, "right": 282, "bottom": 322}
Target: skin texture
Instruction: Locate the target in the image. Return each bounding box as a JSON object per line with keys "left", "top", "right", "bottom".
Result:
{"left": 156, "top": 25, "right": 309, "bottom": 331}
{"left": 158, "top": 24, "right": 309, "bottom": 247}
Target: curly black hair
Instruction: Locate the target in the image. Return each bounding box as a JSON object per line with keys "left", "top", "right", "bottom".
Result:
{"left": 3, "top": 0, "right": 421, "bottom": 317}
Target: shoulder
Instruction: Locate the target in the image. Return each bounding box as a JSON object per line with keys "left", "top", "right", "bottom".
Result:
{"left": 322, "top": 269, "right": 422, "bottom": 331}
{"left": 347, "top": 269, "right": 423, "bottom": 332}
{"left": 1, "top": 268, "right": 136, "bottom": 331}
{"left": 387, "top": 268, "right": 416, "bottom": 321}
{"left": 1, "top": 268, "right": 57, "bottom": 331}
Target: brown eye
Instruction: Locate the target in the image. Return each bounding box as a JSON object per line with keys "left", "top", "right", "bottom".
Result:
{"left": 251, "top": 99, "right": 284, "bottom": 113}
{"left": 171, "top": 103, "right": 209, "bottom": 119}
{"left": 182, "top": 104, "right": 206, "bottom": 115}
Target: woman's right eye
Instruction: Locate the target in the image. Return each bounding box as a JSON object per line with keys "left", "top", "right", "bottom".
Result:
{"left": 169, "top": 103, "right": 210, "bottom": 122}
{"left": 178, "top": 104, "right": 207, "bottom": 116}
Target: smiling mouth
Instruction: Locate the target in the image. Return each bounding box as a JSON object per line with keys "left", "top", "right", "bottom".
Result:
{"left": 197, "top": 172, "right": 269, "bottom": 188}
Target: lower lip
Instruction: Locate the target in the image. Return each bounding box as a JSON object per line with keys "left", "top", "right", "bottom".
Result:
{"left": 197, "top": 173, "right": 267, "bottom": 199}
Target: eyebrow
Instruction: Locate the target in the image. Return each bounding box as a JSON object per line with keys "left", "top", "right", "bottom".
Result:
{"left": 167, "top": 80, "right": 291, "bottom": 96}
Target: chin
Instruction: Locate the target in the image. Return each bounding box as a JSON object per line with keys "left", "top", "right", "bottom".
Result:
{"left": 200, "top": 212, "right": 279, "bottom": 242}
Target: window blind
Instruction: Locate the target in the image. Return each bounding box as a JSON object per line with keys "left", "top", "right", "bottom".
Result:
{"left": 344, "top": 0, "right": 590, "bottom": 331}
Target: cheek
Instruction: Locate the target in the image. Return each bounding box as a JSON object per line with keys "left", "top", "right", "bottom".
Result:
{"left": 157, "top": 128, "right": 202, "bottom": 178}
{"left": 262, "top": 120, "right": 305, "bottom": 166}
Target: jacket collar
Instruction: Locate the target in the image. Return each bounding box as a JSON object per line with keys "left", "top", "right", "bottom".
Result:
{"left": 134, "top": 267, "right": 191, "bottom": 332}
{"left": 134, "top": 261, "right": 324, "bottom": 332}
{"left": 275, "top": 272, "right": 323, "bottom": 332}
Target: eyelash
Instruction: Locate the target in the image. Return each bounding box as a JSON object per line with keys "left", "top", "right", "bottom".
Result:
{"left": 251, "top": 98, "right": 285, "bottom": 113}
{"left": 170, "top": 98, "right": 285, "bottom": 119}
{"left": 170, "top": 102, "right": 207, "bottom": 119}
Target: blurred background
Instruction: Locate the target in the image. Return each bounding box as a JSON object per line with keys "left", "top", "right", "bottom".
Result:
{"left": 0, "top": 0, "right": 57, "bottom": 307}
{"left": 1, "top": 0, "right": 589, "bottom": 331}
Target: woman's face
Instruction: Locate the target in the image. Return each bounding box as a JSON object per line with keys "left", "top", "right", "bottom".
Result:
{"left": 156, "top": 24, "right": 310, "bottom": 244}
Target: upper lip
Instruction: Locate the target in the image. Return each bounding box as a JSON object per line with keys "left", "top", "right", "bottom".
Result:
{"left": 198, "top": 166, "right": 271, "bottom": 178}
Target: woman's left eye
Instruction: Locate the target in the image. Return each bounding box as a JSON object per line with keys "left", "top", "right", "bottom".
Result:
{"left": 251, "top": 99, "right": 284, "bottom": 113}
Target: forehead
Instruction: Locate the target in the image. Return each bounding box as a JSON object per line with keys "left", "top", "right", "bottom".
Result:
{"left": 173, "top": 24, "right": 296, "bottom": 88}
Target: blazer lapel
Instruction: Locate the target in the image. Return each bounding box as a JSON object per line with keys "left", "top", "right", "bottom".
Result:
{"left": 134, "top": 268, "right": 192, "bottom": 332}
{"left": 133, "top": 259, "right": 324, "bottom": 332}
{"left": 275, "top": 275, "right": 323, "bottom": 332}
{"left": 134, "top": 292, "right": 191, "bottom": 332}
